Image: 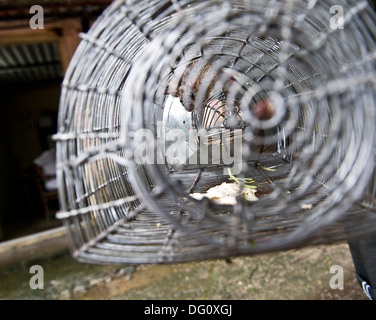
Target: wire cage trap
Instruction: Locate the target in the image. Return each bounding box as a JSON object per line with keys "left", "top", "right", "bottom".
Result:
{"left": 55, "top": 0, "right": 376, "bottom": 264}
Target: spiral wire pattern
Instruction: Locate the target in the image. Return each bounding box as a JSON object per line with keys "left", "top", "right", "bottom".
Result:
{"left": 55, "top": 0, "right": 376, "bottom": 264}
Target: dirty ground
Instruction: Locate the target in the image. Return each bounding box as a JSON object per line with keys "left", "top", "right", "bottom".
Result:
{"left": 0, "top": 242, "right": 368, "bottom": 300}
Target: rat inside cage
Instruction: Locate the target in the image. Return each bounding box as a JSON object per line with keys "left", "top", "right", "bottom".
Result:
{"left": 55, "top": 0, "right": 376, "bottom": 265}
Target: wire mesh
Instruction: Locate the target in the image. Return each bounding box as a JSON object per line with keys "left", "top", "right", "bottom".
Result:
{"left": 55, "top": 0, "right": 376, "bottom": 264}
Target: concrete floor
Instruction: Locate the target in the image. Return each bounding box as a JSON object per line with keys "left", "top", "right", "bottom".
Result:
{"left": 0, "top": 237, "right": 368, "bottom": 300}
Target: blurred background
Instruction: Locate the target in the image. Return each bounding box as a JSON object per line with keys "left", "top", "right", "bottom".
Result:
{"left": 0, "top": 0, "right": 111, "bottom": 241}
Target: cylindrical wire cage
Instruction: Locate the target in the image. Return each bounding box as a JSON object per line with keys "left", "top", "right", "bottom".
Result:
{"left": 55, "top": 0, "right": 376, "bottom": 264}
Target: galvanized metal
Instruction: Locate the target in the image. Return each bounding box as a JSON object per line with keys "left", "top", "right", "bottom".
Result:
{"left": 55, "top": 0, "right": 376, "bottom": 264}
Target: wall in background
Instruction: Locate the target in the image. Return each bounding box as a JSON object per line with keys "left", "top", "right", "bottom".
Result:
{"left": 0, "top": 82, "right": 61, "bottom": 236}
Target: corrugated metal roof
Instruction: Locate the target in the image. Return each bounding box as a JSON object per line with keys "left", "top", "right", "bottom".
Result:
{"left": 0, "top": 1, "right": 111, "bottom": 84}
{"left": 0, "top": 41, "right": 62, "bottom": 83}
